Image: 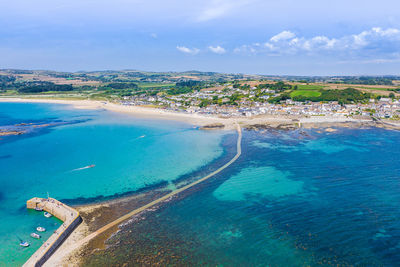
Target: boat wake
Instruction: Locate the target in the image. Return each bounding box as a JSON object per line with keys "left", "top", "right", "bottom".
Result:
{"left": 71, "top": 164, "right": 96, "bottom": 172}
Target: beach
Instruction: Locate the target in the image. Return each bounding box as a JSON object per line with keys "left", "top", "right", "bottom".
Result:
{"left": 0, "top": 97, "right": 389, "bottom": 131}
{"left": 1, "top": 98, "right": 399, "bottom": 266}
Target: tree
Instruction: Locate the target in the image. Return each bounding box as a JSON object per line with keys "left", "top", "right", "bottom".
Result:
{"left": 199, "top": 99, "right": 210, "bottom": 108}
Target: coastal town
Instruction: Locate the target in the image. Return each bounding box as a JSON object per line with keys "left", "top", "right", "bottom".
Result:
{"left": 120, "top": 83, "right": 400, "bottom": 120}
{"left": 1, "top": 69, "right": 400, "bottom": 122}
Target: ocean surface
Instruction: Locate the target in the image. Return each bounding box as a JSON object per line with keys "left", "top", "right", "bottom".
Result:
{"left": 2, "top": 102, "right": 400, "bottom": 266}
{"left": 83, "top": 126, "right": 400, "bottom": 266}
{"left": 0, "top": 102, "right": 224, "bottom": 266}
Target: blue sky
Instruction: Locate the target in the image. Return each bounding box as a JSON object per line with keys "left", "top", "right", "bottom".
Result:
{"left": 1, "top": 0, "right": 400, "bottom": 75}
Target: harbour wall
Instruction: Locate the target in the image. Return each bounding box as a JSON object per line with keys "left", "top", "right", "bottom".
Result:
{"left": 23, "top": 197, "right": 82, "bottom": 267}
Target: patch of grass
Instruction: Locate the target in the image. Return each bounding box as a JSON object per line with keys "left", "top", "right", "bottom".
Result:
{"left": 290, "top": 90, "right": 322, "bottom": 97}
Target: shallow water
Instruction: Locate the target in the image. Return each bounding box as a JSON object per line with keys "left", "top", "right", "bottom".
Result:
{"left": 84, "top": 127, "right": 400, "bottom": 266}
{"left": 0, "top": 102, "right": 224, "bottom": 265}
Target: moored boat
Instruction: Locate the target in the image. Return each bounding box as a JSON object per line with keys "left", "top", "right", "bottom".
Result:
{"left": 35, "top": 207, "right": 43, "bottom": 211}
{"left": 44, "top": 212, "right": 52, "bottom": 218}
{"left": 20, "top": 241, "right": 30, "bottom": 247}
{"left": 36, "top": 226, "right": 46, "bottom": 232}
{"left": 30, "top": 233, "right": 40, "bottom": 239}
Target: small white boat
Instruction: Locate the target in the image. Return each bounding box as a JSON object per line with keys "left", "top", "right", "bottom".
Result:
{"left": 36, "top": 227, "right": 46, "bottom": 232}
{"left": 44, "top": 212, "right": 52, "bottom": 218}
{"left": 30, "top": 233, "right": 41, "bottom": 239}
{"left": 20, "top": 241, "right": 30, "bottom": 247}
{"left": 35, "top": 207, "right": 43, "bottom": 211}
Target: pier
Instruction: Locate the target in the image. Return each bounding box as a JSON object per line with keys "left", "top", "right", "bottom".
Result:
{"left": 23, "top": 197, "right": 82, "bottom": 267}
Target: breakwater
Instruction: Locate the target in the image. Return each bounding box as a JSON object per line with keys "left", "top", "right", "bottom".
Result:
{"left": 23, "top": 197, "right": 82, "bottom": 267}
{"left": 49, "top": 123, "right": 242, "bottom": 264}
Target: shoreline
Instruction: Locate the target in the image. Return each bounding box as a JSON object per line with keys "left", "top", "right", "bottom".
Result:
{"left": 2, "top": 97, "right": 399, "bottom": 266}
{"left": 1, "top": 97, "right": 397, "bottom": 131}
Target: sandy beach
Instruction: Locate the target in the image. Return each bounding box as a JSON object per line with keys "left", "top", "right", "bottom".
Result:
{"left": 1, "top": 97, "right": 397, "bottom": 266}
{"left": 0, "top": 97, "right": 381, "bottom": 131}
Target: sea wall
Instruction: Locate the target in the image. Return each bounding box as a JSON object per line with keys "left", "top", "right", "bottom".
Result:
{"left": 23, "top": 198, "right": 82, "bottom": 267}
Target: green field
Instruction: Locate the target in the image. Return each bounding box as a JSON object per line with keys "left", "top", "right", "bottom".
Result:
{"left": 290, "top": 90, "right": 322, "bottom": 97}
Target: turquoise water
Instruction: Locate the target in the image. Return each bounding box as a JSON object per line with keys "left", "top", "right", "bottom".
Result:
{"left": 0, "top": 102, "right": 224, "bottom": 265}
{"left": 3, "top": 102, "right": 400, "bottom": 266}
{"left": 84, "top": 127, "right": 400, "bottom": 266}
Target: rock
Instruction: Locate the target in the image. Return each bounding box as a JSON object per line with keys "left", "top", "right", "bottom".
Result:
{"left": 199, "top": 123, "right": 225, "bottom": 130}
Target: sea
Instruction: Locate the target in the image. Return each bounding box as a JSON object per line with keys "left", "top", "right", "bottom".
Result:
{"left": 1, "top": 102, "right": 400, "bottom": 266}
{"left": 0, "top": 102, "right": 224, "bottom": 266}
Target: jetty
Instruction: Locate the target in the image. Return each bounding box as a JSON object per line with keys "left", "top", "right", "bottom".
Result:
{"left": 23, "top": 197, "right": 82, "bottom": 267}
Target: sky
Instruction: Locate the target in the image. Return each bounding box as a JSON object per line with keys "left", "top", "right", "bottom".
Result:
{"left": 0, "top": 0, "right": 400, "bottom": 75}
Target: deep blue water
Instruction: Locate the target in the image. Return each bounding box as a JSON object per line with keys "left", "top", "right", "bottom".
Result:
{"left": 0, "top": 102, "right": 224, "bottom": 265}
{"left": 2, "top": 102, "right": 400, "bottom": 266}
{"left": 85, "top": 127, "right": 400, "bottom": 266}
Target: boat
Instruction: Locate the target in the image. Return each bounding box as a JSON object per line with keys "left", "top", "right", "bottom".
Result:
{"left": 30, "top": 233, "right": 41, "bottom": 239}
{"left": 36, "top": 227, "right": 46, "bottom": 232}
{"left": 72, "top": 164, "right": 96, "bottom": 171}
{"left": 34, "top": 207, "right": 43, "bottom": 211}
{"left": 20, "top": 241, "right": 30, "bottom": 247}
{"left": 44, "top": 212, "right": 52, "bottom": 218}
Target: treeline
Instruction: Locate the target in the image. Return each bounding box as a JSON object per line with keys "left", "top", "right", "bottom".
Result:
{"left": 257, "top": 81, "right": 292, "bottom": 92}
{"left": 0, "top": 75, "right": 16, "bottom": 83}
{"left": 0, "top": 81, "right": 74, "bottom": 93}
{"left": 167, "top": 87, "right": 194, "bottom": 95}
{"left": 16, "top": 82, "right": 74, "bottom": 93}
{"left": 337, "top": 77, "right": 394, "bottom": 86}
{"left": 166, "top": 80, "right": 204, "bottom": 95}
{"left": 176, "top": 80, "right": 202, "bottom": 87}
{"left": 101, "top": 82, "right": 138, "bottom": 90}
{"left": 231, "top": 81, "right": 292, "bottom": 92}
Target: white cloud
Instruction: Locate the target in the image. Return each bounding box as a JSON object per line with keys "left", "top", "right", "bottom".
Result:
{"left": 350, "top": 27, "right": 400, "bottom": 48}
{"left": 208, "top": 45, "right": 226, "bottom": 54}
{"left": 236, "top": 27, "right": 400, "bottom": 57}
{"left": 176, "top": 46, "right": 200, "bottom": 55}
{"left": 270, "top": 31, "right": 296, "bottom": 42}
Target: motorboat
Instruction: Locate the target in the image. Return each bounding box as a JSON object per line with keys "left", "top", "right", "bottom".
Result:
{"left": 30, "top": 233, "right": 41, "bottom": 239}
{"left": 36, "top": 227, "right": 46, "bottom": 232}
{"left": 44, "top": 212, "right": 52, "bottom": 218}
{"left": 34, "top": 207, "right": 43, "bottom": 211}
{"left": 20, "top": 241, "right": 30, "bottom": 247}
{"left": 72, "top": 164, "right": 96, "bottom": 171}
